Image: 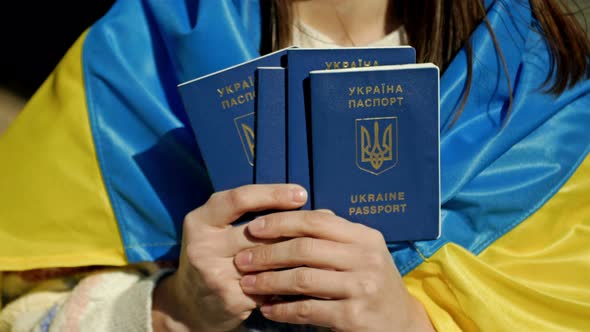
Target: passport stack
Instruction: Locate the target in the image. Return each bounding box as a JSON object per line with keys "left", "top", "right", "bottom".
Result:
{"left": 177, "top": 48, "right": 289, "bottom": 191}
{"left": 178, "top": 46, "right": 440, "bottom": 243}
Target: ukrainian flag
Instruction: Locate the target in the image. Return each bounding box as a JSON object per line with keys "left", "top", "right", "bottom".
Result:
{"left": 0, "top": 1, "right": 589, "bottom": 330}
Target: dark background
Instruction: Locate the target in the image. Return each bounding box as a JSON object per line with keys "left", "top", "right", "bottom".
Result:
{"left": 0, "top": 1, "right": 588, "bottom": 101}
{"left": 0, "top": 2, "right": 115, "bottom": 99}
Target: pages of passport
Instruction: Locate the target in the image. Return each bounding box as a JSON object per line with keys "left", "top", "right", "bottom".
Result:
{"left": 287, "top": 47, "right": 416, "bottom": 209}
{"left": 309, "top": 63, "right": 440, "bottom": 242}
{"left": 177, "top": 48, "right": 289, "bottom": 192}
{"left": 255, "top": 67, "right": 286, "bottom": 184}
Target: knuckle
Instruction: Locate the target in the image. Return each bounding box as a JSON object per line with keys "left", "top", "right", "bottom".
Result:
{"left": 271, "top": 302, "right": 285, "bottom": 318}
{"left": 292, "top": 238, "right": 315, "bottom": 259}
{"left": 357, "top": 279, "right": 379, "bottom": 297}
{"left": 363, "top": 251, "right": 386, "bottom": 270}
{"left": 343, "top": 302, "right": 362, "bottom": 325}
{"left": 293, "top": 269, "right": 313, "bottom": 293}
{"left": 302, "top": 211, "right": 321, "bottom": 229}
{"left": 316, "top": 209, "right": 335, "bottom": 215}
{"left": 367, "top": 227, "right": 385, "bottom": 243}
{"left": 225, "top": 188, "right": 249, "bottom": 210}
{"left": 183, "top": 210, "right": 197, "bottom": 225}
{"left": 183, "top": 210, "right": 202, "bottom": 233}
{"left": 271, "top": 186, "right": 287, "bottom": 204}
{"left": 207, "top": 191, "right": 224, "bottom": 206}
{"left": 252, "top": 246, "right": 273, "bottom": 266}
{"left": 295, "top": 301, "right": 313, "bottom": 321}
{"left": 262, "top": 213, "right": 279, "bottom": 230}
{"left": 255, "top": 272, "right": 271, "bottom": 291}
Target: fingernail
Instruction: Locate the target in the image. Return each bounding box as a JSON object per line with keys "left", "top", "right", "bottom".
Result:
{"left": 235, "top": 251, "right": 252, "bottom": 266}
{"left": 241, "top": 275, "right": 256, "bottom": 288}
{"left": 249, "top": 217, "right": 266, "bottom": 232}
{"left": 291, "top": 187, "right": 308, "bottom": 203}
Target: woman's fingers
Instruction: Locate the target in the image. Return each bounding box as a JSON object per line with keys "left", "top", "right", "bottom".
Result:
{"left": 259, "top": 298, "right": 343, "bottom": 329}
{"left": 186, "top": 184, "right": 308, "bottom": 228}
{"left": 241, "top": 267, "right": 353, "bottom": 299}
{"left": 235, "top": 237, "right": 359, "bottom": 272}
{"left": 246, "top": 209, "right": 383, "bottom": 245}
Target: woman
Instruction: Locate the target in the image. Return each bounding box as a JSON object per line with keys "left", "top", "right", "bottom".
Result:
{"left": 1, "top": 0, "right": 589, "bottom": 331}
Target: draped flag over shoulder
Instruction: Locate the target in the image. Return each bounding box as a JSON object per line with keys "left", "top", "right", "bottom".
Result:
{"left": 0, "top": 0, "right": 589, "bottom": 330}
{"left": 0, "top": 0, "right": 261, "bottom": 269}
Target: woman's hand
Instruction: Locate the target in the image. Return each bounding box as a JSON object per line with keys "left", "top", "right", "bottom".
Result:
{"left": 152, "top": 184, "right": 308, "bottom": 332}
{"left": 235, "top": 210, "right": 435, "bottom": 332}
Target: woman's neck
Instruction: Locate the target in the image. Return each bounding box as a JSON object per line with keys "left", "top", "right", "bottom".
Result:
{"left": 292, "top": 0, "right": 397, "bottom": 47}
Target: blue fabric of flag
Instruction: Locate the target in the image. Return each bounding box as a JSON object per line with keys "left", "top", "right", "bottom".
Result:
{"left": 82, "top": 0, "right": 590, "bottom": 270}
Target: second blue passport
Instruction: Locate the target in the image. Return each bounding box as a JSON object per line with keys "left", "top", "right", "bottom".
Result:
{"left": 287, "top": 47, "right": 416, "bottom": 209}
{"left": 178, "top": 49, "right": 288, "bottom": 192}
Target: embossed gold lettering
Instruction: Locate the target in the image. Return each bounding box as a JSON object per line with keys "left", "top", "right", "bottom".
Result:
{"left": 347, "top": 203, "right": 407, "bottom": 216}
{"left": 217, "top": 76, "right": 257, "bottom": 110}
{"left": 245, "top": 91, "right": 256, "bottom": 102}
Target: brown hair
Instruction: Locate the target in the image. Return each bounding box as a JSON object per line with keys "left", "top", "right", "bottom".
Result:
{"left": 261, "top": 0, "right": 590, "bottom": 125}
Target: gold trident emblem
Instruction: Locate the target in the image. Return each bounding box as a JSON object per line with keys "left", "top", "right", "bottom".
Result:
{"left": 241, "top": 123, "right": 255, "bottom": 160}
{"left": 234, "top": 113, "right": 255, "bottom": 166}
{"left": 356, "top": 117, "right": 397, "bottom": 175}
{"left": 361, "top": 121, "right": 393, "bottom": 170}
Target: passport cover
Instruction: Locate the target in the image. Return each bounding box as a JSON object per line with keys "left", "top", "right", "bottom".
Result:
{"left": 255, "top": 67, "right": 286, "bottom": 184}
{"left": 309, "top": 63, "right": 440, "bottom": 242}
{"left": 178, "top": 49, "right": 288, "bottom": 191}
{"left": 287, "top": 47, "right": 416, "bottom": 209}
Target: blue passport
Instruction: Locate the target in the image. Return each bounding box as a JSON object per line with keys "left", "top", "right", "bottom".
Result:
{"left": 255, "top": 67, "right": 286, "bottom": 184}
{"left": 177, "top": 49, "right": 288, "bottom": 191}
{"left": 309, "top": 63, "right": 440, "bottom": 242}
{"left": 286, "top": 47, "right": 416, "bottom": 209}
